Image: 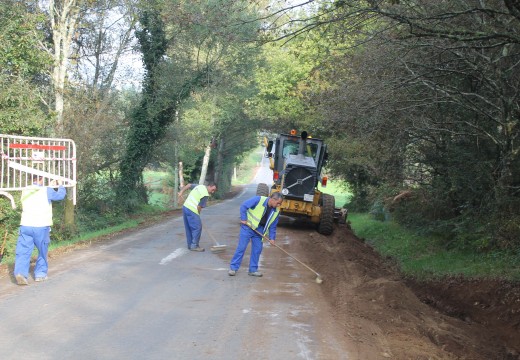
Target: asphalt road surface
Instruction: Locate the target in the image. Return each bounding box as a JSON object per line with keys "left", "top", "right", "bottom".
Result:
{"left": 0, "top": 162, "right": 352, "bottom": 359}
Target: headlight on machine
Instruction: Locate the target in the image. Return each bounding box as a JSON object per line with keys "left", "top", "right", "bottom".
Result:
{"left": 281, "top": 188, "right": 289, "bottom": 195}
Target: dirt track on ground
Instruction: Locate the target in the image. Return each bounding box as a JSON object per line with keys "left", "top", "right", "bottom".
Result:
{"left": 294, "top": 221, "right": 520, "bottom": 359}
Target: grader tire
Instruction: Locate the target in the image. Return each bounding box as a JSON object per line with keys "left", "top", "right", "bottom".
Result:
{"left": 318, "top": 193, "right": 335, "bottom": 235}
{"left": 256, "top": 183, "right": 270, "bottom": 197}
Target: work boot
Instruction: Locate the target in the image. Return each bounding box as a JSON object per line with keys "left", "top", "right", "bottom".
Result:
{"left": 15, "top": 274, "right": 28, "bottom": 285}
{"left": 35, "top": 276, "right": 48, "bottom": 282}
{"left": 190, "top": 246, "right": 205, "bottom": 252}
{"left": 248, "top": 271, "right": 263, "bottom": 277}
{"left": 228, "top": 270, "right": 236, "bottom": 276}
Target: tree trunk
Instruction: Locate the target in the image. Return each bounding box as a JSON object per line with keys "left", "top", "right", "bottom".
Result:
{"left": 63, "top": 192, "right": 76, "bottom": 232}
{"left": 199, "top": 142, "right": 212, "bottom": 185}
{"left": 49, "top": 0, "right": 80, "bottom": 134}
{"left": 179, "top": 161, "right": 185, "bottom": 189}
{"left": 49, "top": 0, "right": 81, "bottom": 227}
{"left": 215, "top": 137, "right": 224, "bottom": 188}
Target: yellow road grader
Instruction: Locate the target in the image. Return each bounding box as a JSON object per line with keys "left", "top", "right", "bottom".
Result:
{"left": 257, "top": 130, "right": 344, "bottom": 235}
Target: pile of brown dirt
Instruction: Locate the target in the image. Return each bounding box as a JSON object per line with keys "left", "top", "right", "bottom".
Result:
{"left": 297, "top": 223, "right": 520, "bottom": 359}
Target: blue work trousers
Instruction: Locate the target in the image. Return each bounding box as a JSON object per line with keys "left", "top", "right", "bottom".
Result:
{"left": 182, "top": 207, "right": 202, "bottom": 249}
{"left": 14, "top": 226, "right": 51, "bottom": 278}
{"left": 230, "top": 224, "right": 265, "bottom": 272}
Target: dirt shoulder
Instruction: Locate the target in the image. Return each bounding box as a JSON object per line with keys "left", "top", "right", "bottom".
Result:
{"left": 297, "top": 222, "right": 520, "bottom": 359}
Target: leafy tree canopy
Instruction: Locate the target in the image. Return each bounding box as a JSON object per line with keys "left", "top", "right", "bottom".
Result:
{"left": 0, "top": 0, "right": 52, "bottom": 135}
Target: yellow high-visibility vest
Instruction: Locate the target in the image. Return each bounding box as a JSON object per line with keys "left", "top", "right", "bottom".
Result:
{"left": 184, "top": 185, "right": 209, "bottom": 215}
{"left": 246, "top": 196, "right": 279, "bottom": 236}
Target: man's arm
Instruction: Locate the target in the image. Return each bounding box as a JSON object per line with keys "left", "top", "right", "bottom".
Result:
{"left": 178, "top": 183, "right": 192, "bottom": 198}
{"left": 47, "top": 180, "right": 66, "bottom": 201}
{"left": 47, "top": 186, "right": 66, "bottom": 201}
{"left": 178, "top": 184, "right": 198, "bottom": 204}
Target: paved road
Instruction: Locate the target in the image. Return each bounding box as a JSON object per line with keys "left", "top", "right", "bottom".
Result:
{"left": 0, "top": 157, "right": 351, "bottom": 359}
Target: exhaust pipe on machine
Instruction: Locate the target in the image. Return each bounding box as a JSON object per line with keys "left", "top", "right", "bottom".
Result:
{"left": 297, "top": 131, "right": 308, "bottom": 158}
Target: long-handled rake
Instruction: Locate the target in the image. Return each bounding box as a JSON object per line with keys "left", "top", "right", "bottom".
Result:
{"left": 243, "top": 222, "right": 323, "bottom": 284}
{"left": 203, "top": 227, "right": 227, "bottom": 253}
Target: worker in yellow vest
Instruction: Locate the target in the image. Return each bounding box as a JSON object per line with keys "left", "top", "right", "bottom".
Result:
{"left": 14, "top": 176, "right": 66, "bottom": 285}
{"left": 228, "top": 192, "right": 283, "bottom": 277}
{"left": 178, "top": 182, "right": 217, "bottom": 251}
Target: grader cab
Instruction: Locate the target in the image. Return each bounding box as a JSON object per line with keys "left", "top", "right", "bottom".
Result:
{"left": 257, "top": 130, "right": 341, "bottom": 235}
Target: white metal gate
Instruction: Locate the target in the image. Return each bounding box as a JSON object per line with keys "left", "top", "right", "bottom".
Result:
{"left": 1, "top": 134, "right": 77, "bottom": 205}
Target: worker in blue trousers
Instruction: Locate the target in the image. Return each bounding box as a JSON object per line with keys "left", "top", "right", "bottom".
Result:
{"left": 14, "top": 176, "right": 66, "bottom": 285}
{"left": 228, "top": 192, "right": 283, "bottom": 277}
{"left": 178, "top": 182, "right": 217, "bottom": 252}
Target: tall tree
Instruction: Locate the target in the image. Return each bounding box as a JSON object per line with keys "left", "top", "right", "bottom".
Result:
{"left": 48, "top": 0, "right": 82, "bottom": 134}
{"left": 117, "top": 0, "right": 264, "bottom": 205}
{"left": 117, "top": 4, "right": 210, "bottom": 207}
{"left": 72, "top": 0, "right": 138, "bottom": 91}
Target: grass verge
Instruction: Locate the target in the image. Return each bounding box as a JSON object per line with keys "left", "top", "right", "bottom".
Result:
{"left": 0, "top": 206, "right": 174, "bottom": 267}
{"left": 349, "top": 213, "right": 520, "bottom": 281}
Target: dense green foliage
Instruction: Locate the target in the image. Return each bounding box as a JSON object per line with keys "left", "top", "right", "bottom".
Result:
{"left": 262, "top": 0, "right": 520, "bottom": 254}
{"left": 117, "top": 7, "right": 173, "bottom": 208}
{"left": 116, "top": 0, "right": 264, "bottom": 205}
{"left": 350, "top": 213, "right": 520, "bottom": 281}
{"left": 0, "top": 0, "right": 52, "bottom": 135}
